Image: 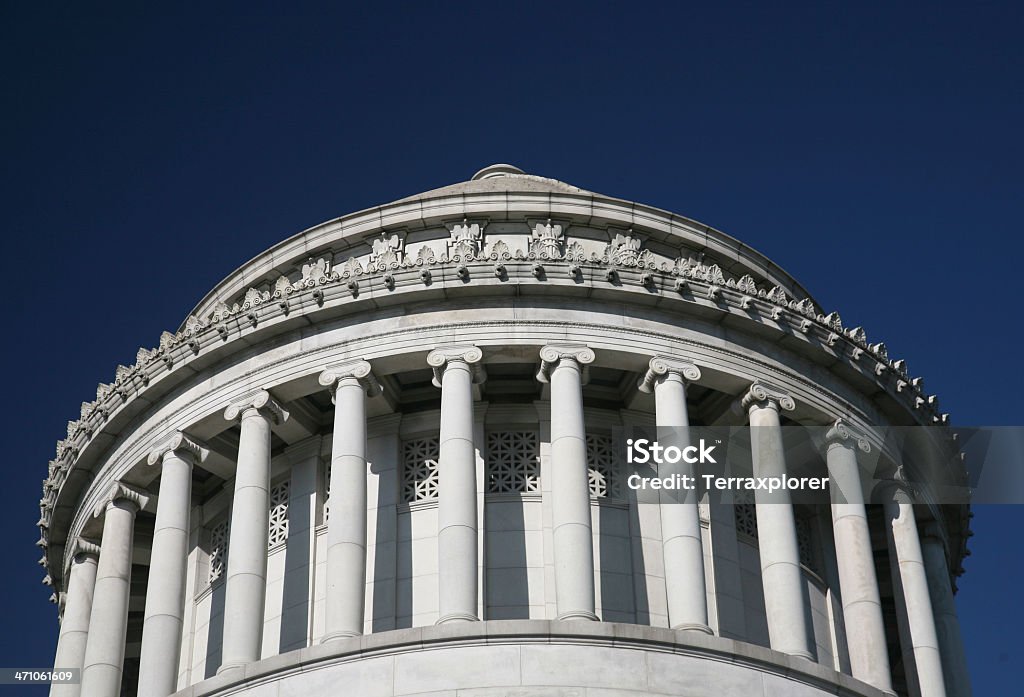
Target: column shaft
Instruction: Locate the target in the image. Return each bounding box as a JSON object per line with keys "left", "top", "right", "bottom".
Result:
{"left": 50, "top": 550, "right": 98, "bottom": 697}
{"left": 436, "top": 360, "right": 479, "bottom": 623}
{"left": 650, "top": 367, "right": 711, "bottom": 633}
{"left": 138, "top": 448, "right": 194, "bottom": 697}
{"left": 826, "top": 437, "right": 893, "bottom": 693}
{"left": 80, "top": 497, "right": 141, "bottom": 697}
{"left": 325, "top": 377, "right": 369, "bottom": 639}
{"left": 219, "top": 407, "right": 273, "bottom": 671}
{"left": 548, "top": 356, "right": 597, "bottom": 620}
{"left": 921, "top": 532, "right": 971, "bottom": 697}
{"left": 747, "top": 396, "right": 813, "bottom": 659}
{"left": 886, "top": 492, "right": 948, "bottom": 697}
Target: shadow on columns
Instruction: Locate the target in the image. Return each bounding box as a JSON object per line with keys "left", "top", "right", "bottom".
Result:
{"left": 203, "top": 582, "right": 226, "bottom": 679}
{"left": 484, "top": 497, "right": 530, "bottom": 619}
{"left": 279, "top": 492, "right": 312, "bottom": 653}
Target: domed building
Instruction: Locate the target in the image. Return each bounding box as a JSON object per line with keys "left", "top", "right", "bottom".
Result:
{"left": 39, "top": 165, "right": 972, "bottom": 697}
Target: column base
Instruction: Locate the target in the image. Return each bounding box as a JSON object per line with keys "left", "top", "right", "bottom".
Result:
{"left": 672, "top": 622, "right": 714, "bottom": 635}
{"left": 215, "top": 662, "right": 246, "bottom": 676}
{"left": 321, "top": 629, "right": 363, "bottom": 643}
{"left": 435, "top": 612, "right": 480, "bottom": 625}
{"left": 556, "top": 610, "right": 600, "bottom": 621}
{"left": 785, "top": 649, "right": 815, "bottom": 661}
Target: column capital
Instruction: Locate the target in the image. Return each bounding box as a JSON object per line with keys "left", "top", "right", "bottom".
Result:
{"left": 825, "top": 419, "right": 871, "bottom": 453}
{"left": 223, "top": 389, "right": 289, "bottom": 424}
{"left": 427, "top": 345, "right": 486, "bottom": 387}
{"left": 638, "top": 355, "right": 701, "bottom": 393}
{"left": 92, "top": 482, "right": 150, "bottom": 519}
{"left": 740, "top": 380, "right": 796, "bottom": 412}
{"left": 74, "top": 537, "right": 102, "bottom": 558}
{"left": 319, "top": 359, "right": 383, "bottom": 398}
{"left": 146, "top": 431, "right": 209, "bottom": 466}
{"left": 536, "top": 343, "right": 595, "bottom": 383}
{"left": 875, "top": 468, "right": 918, "bottom": 504}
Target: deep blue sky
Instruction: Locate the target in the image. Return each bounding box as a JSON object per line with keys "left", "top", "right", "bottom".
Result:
{"left": 2, "top": 2, "right": 1021, "bottom": 694}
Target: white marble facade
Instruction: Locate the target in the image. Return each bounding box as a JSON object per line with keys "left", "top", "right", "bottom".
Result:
{"left": 40, "top": 166, "right": 972, "bottom": 697}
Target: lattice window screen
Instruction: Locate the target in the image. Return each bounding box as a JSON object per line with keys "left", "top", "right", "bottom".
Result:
{"left": 208, "top": 519, "right": 229, "bottom": 583}
{"left": 795, "top": 515, "right": 816, "bottom": 571}
{"left": 268, "top": 480, "right": 290, "bottom": 548}
{"left": 487, "top": 431, "right": 540, "bottom": 493}
{"left": 734, "top": 490, "right": 758, "bottom": 539}
{"left": 402, "top": 437, "right": 440, "bottom": 502}
{"left": 586, "top": 433, "right": 621, "bottom": 498}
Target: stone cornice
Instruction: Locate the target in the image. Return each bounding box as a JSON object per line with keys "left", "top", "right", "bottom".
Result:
{"left": 426, "top": 345, "right": 486, "bottom": 387}
{"left": 825, "top": 419, "right": 872, "bottom": 453}
{"left": 638, "top": 355, "right": 702, "bottom": 393}
{"left": 91, "top": 482, "right": 150, "bottom": 519}
{"left": 318, "top": 359, "right": 383, "bottom": 398}
{"left": 740, "top": 380, "right": 796, "bottom": 412}
{"left": 146, "top": 431, "right": 209, "bottom": 466}
{"left": 536, "top": 343, "right": 596, "bottom": 384}
{"left": 37, "top": 254, "right": 964, "bottom": 596}
{"left": 223, "top": 389, "right": 289, "bottom": 424}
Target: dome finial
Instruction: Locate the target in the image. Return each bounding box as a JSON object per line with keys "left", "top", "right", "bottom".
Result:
{"left": 471, "top": 163, "right": 525, "bottom": 180}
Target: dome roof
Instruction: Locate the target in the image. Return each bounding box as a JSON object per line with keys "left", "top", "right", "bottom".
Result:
{"left": 395, "top": 163, "right": 596, "bottom": 201}
{"left": 182, "top": 164, "right": 818, "bottom": 326}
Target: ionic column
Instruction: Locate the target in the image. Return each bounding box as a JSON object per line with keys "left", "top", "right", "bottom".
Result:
{"left": 825, "top": 421, "right": 893, "bottom": 694}
{"left": 319, "top": 361, "right": 381, "bottom": 640}
{"left": 80, "top": 483, "right": 149, "bottom": 697}
{"left": 921, "top": 524, "right": 972, "bottom": 697}
{"left": 883, "top": 480, "right": 947, "bottom": 697}
{"left": 50, "top": 539, "right": 100, "bottom": 697}
{"left": 428, "top": 345, "right": 486, "bottom": 624}
{"left": 538, "top": 343, "right": 598, "bottom": 621}
{"left": 638, "top": 356, "right": 711, "bottom": 634}
{"left": 741, "top": 381, "right": 813, "bottom": 659}
{"left": 218, "top": 391, "right": 288, "bottom": 673}
{"left": 137, "top": 432, "right": 207, "bottom": 697}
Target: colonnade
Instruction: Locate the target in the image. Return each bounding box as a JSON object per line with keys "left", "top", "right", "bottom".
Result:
{"left": 50, "top": 346, "right": 968, "bottom": 697}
